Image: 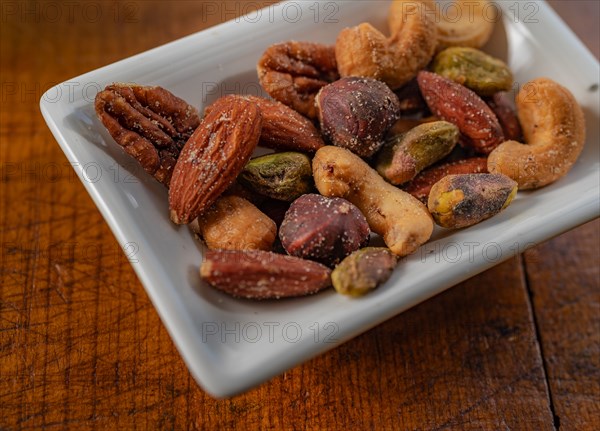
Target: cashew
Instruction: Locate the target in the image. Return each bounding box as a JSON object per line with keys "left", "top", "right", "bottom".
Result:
{"left": 312, "top": 146, "right": 433, "bottom": 256}
{"left": 488, "top": 78, "right": 586, "bottom": 189}
{"left": 435, "top": 0, "right": 495, "bottom": 51}
{"left": 197, "top": 195, "right": 276, "bottom": 251}
{"left": 335, "top": 0, "right": 437, "bottom": 90}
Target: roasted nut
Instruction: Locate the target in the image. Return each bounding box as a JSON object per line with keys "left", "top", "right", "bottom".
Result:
{"left": 402, "top": 157, "right": 488, "bottom": 203}
{"left": 428, "top": 173, "right": 518, "bottom": 228}
{"left": 376, "top": 121, "right": 459, "bottom": 185}
{"left": 256, "top": 198, "right": 291, "bottom": 228}
{"left": 313, "top": 146, "right": 433, "bottom": 257}
{"left": 336, "top": 0, "right": 437, "bottom": 89}
{"left": 197, "top": 195, "right": 276, "bottom": 251}
{"left": 238, "top": 152, "right": 313, "bottom": 202}
{"left": 432, "top": 47, "right": 513, "bottom": 96}
{"left": 332, "top": 248, "right": 398, "bottom": 297}
{"left": 279, "top": 194, "right": 370, "bottom": 267}
{"left": 257, "top": 41, "right": 339, "bottom": 119}
{"left": 206, "top": 95, "right": 325, "bottom": 153}
{"left": 394, "top": 78, "right": 430, "bottom": 115}
{"left": 434, "top": 0, "right": 495, "bottom": 51}
{"left": 417, "top": 71, "right": 504, "bottom": 154}
{"left": 488, "top": 78, "right": 586, "bottom": 189}
{"left": 200, "top": 249, "right": 332, "bottom": 299}
{"left": 95, "top": 83, "right": 200, "bottom": 186}
{"left": 169, "top": 95, "right": 262, "bottom": 224}
{"left": 388, "top": 116, "right": 439, "bottom": 136}
{"left": 486, "top": 92, "right": 523, "bottom": 141}
{"left": 316, "top": 77, "right": 401, "bottom": 158}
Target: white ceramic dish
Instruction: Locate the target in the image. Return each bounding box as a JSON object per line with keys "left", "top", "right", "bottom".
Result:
{"left": 41, "top": 0, "right": 599, "bottom": 397}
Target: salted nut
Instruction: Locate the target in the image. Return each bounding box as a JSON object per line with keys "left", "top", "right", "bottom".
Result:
{"left": 417, "top": 71, "right": 504, "bottom": 154}
{"left": 239, "top": 152, "right": 313, "bottom": 202}
{"left": 279, "top": 194, "right": 370, "bottom": 267}
{"left": 257, "top": 41, "right": 339, "bottom": 119}
{"left": 432, "top": 47, "right": 513, "bottom": 96}
{"left": 94, "top": 83, "right": 200, "bottom": 187}
{"left": 488, "top": 78, "right": 586, "bottom": 189}
{"left": 435, "top": 0, "right": 496, "bottom": 51}
{"left": 402, "top": 157, "right": 488, "bottom": 203}
{"left": 316, "top": 77, "right": 401, "bottom": 158}
{"left": 169, "top": 95, "right": 262, "bottom": 224}
{"left": 332, "top": 247, "right": 398, "bottom": 297}
{"left": 335, "top": 0, "right": 437, "bottom": 90}
{"left": 376, "top": 121, "right": 459, "bottom": 185}
{"left": 428, "top": 173, "right": 518, "bottom": 228}
{"left": 197, "top": 195, "right": 276, "bottom": 252}
{"left": 313, "top": 146, "right": 433, "bottom": 257}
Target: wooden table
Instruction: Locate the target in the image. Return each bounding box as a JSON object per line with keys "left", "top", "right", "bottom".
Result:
{"left": 1, "top": 1, "right": 598, "bottom": 429}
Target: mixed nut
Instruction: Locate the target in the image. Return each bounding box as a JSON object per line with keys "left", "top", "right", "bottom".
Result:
{"left": 95, "top": 0, "right": 586, "bottom": 300}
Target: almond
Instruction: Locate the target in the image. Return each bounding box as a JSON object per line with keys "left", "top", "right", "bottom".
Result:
{"left": 200, "top": 249, "right": 332, "bottom": 299}
{"left": 169, "top": 95, "right": 262, "bottom": 224}
{"left": 417, "top": 71, "right": 504, "bottom": 154}
{"left": 205, "top": 95, "right": 325, "bottom": 153}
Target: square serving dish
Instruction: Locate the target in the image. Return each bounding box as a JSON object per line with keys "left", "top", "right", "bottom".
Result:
{"left": 40, "top": 0, "right": 599, "bottom": 397}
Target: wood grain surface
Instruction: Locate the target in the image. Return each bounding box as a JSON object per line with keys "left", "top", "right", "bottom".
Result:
{"left": 1, "top": 1, "right": 598, "bottom": 430}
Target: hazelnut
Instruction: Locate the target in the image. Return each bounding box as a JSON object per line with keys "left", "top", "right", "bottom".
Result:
{"left": 279, "top": 194, "right": 370, "bottom": 266}
{"left": 315, "top": 77, "right": 401, "bottom": 158}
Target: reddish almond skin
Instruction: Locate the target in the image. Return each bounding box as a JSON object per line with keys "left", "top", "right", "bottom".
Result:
{"left": 169, "top": 96, "right": 262, "bottom": 224}
{"left": 244, "top": 96, "right": 325, "bottom": 153}
{"left": 417, "top": 71, "right": 504, "bottom": 154}
{"left": 486, "top": 92, "right": 523, "bottom": 141}
{"left": 402, "top": 157, "right": 488, "bottom": 203}
{"left": 200, "top": 249, "right": 332, "bottom": 299}
{"left": 205, "top": 95, "right": 325, "bottom": 153}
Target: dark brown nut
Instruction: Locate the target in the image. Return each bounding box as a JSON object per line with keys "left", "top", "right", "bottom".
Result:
{"left": 316, "top": 77, "right": 401, "bottom": 158}
{"left": 169, "top": 95, "right": 262, "bottom": 224}
{"left": 428, "top": 173, "right": 518, "bottom": 228}
{"left": 200, "top": 249, "right": 332, "bottom": 299}
{"left": 257, "top": 41, "right": 339, "bottom": 119}
{"left": 432, "top": 47, "right": 513, "bottom": 96}
{"left": 256, "top": 198, "right": 291, "bottom": 228}
{"left": 417, "top": 71, "right": 504, "bottom": 154}
{"left": 332, "top": 247, "right": 398, "bottom": 297}
{"left": 402, "top": 157, "right": 488, "bottom": 203}
{"left": 394, "top": 78, "right": 429, "bottom": 115}
{"left": 376, "top": 121, "right": 459, "bottom": 185}
{"left": 205, "top": 95, "right": 325, "bottom": 153}
{"left": 238, "top": 152, "right": 313, "bottom": 202}
{"left": 486, "top": 92, "right": 523, "bottom": 141}
{"left": 279, "top": 194, "right": 370, "bottom": 267}
{"left": 94, "top": 83, "right": 200, "bottom": 186}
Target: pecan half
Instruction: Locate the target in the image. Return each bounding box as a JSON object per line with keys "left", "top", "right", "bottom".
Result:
{"left": 95, "top": 83, "right": 200, "bottom": 186}
{"left": 257, "top": 41, "right": 339, "bottom": 119}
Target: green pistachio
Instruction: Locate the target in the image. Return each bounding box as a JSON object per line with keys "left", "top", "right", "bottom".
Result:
{"left": 376, "top": 121, "right": 459, "bottom": 185}
{"left": 332, "top": 247, "right": 398, "bottom": 297}
{"left": 238, "top": 152, "right": 313, "bottom": 201}
{"left": 432, "top": 47, "right": 513, "bottom": 96}
{"left": 428, "top": 173, "right": 518, "bottom": 228}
